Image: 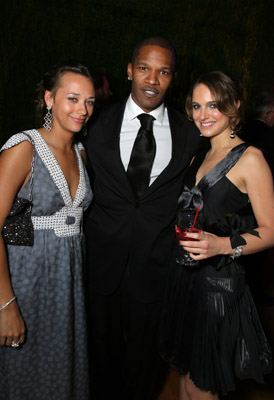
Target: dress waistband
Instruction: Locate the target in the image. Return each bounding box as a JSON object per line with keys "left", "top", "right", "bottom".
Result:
{"left": 31, "top": 206, "right": 83, "bottom": 237}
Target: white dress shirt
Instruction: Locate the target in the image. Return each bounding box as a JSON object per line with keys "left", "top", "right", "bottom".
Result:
{"left": 120, "top": 95, "right": 172, "bottom": 185}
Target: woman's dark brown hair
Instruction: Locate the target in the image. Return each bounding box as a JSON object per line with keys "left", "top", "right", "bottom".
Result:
{"left": 35, "top": 61, "right": 94, "bottom": 124}
{"left": 185, "top": 71, "right": 243, "bottom": 132}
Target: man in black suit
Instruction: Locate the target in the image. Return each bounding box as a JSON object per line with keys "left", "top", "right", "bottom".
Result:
{"left": 242, "top": 88, "right": 274, "bottom": 174}
{"left": 84, "top": 37, "right": 200, "bottom": 399}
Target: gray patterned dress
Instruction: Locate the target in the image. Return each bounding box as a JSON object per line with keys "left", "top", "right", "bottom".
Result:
{"left": 0, "top": 130, "right": 93, "bottom": 400}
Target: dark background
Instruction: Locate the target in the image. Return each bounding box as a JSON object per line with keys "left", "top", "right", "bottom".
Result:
{"left": 1, "top": 0, "right": 274, "bottom": 144}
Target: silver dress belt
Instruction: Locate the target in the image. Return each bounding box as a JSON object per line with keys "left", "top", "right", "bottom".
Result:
{"left": 31, "top": 206, "right": 83, "bottom": 237}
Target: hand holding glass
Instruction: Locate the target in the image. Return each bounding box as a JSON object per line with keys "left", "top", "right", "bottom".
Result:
{"left": 175, "top": 207, "right": 203, "bottom": 266}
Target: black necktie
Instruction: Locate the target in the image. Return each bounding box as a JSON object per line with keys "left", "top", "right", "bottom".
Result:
{"left": 127, "top": 113, "right": 156, "bottom": 198}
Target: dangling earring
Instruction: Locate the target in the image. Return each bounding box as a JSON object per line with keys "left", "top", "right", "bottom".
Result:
{"left": 43, "top": 106, "right": 52, "bottom": 132}
{"left": 200, "top": 133, "right": 203, "bottom": 137}
{"left": 128, "top": 77, "right": 131, "bottom": 80}
{"left": 83, "top": 125, "right": 88, "bottom": 136}
{"left": 230, "top": 129, "right": 235, "bottom": 139}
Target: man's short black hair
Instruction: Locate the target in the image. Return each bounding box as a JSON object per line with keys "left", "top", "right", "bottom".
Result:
{"left": 131, "top": 36, "right": 177, "bottom": 72}
{"left": 252, "top": 89, "right": 274, "bottom": 119}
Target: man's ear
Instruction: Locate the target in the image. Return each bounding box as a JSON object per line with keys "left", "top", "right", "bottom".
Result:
{"left": 264, "top": 110, "right": 274, "bottom": 126}
{"left": 127, "top": 63, "right": 132, "bottom": 80}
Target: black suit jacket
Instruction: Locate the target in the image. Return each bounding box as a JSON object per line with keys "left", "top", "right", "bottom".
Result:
{"left": 84, "top": 100, "right": 200, "bottom": 302}
{"left": 242, "top": 119, "right": 274, "bottom": 174}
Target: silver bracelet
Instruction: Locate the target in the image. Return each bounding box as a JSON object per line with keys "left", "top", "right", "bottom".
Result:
{"left": 0, "top": 296, "right": 17, "bottom": 312}
{"left": 230, "top": 245, "right": 243, "bottom": 260}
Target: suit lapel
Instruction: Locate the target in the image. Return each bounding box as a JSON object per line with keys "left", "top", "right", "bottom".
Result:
{"left": 168, "top": 106, "right": 188, "bottom": 163}
{"left": 101, "top": 100, "right": 136, "bottom": 199}
{"left": 102, "top": 100, "right": 126, "bottom": 147}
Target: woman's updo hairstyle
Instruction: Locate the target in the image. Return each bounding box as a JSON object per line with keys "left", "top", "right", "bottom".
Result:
{"left": 185, "top": 71, "right": 243, "bottom": 132}
{"left": 35, "top": 61, "right": 94, "bottom": 124}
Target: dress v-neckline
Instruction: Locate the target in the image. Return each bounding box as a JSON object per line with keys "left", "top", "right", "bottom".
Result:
{"left": 32, "top": 130, "right": 85, "bottom": 206}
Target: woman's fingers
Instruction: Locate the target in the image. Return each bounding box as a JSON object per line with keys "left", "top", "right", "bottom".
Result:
{"left": 0, "top": 307, "right": 25, "bottom": 347}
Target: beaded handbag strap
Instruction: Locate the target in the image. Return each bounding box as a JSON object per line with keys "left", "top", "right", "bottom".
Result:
{"left": 22, "top": 132, "right": 35, "bottom": 203}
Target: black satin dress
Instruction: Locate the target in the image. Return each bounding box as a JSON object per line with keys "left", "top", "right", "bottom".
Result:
{"left": 159, "top": 144, "right": 272, "bottom": 396}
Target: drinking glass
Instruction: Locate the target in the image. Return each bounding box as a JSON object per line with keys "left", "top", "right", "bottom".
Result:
{"left": 175, "top": 208, "right": 203, "bottom": 266}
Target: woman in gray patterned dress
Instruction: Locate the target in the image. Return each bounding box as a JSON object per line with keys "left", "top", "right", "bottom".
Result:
{"left": 0, "top": 62, "right": 95, "bottom": 399}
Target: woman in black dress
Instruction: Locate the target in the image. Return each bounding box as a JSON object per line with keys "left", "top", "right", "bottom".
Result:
{"left": 159, "top": 71, "right": 274, "bottom": 399}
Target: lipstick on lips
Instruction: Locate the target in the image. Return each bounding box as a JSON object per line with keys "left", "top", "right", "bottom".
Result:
{"left": 71, "top": 117, "right": 86, "bottom": 124}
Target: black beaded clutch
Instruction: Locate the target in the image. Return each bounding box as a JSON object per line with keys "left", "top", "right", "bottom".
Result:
{"left": 2, "top": 134, "right": 35, "bottom": 246}
{"left": 3, "top": 197, "right": 34, "bottom": 246}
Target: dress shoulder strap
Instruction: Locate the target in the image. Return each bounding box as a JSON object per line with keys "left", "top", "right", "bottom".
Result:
{"left": 178, "top": 143, "right": 250, "bottom": 210}
{"left": 198, "top": 143, "right": 250, "bottom": 193}
{"left": 0, "top": 131, "right": 35, "bottom": 152}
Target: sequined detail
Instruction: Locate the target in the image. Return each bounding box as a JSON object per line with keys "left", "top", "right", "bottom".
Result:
{"left": 2, "top": 197, "right": 33, "bottom": 245}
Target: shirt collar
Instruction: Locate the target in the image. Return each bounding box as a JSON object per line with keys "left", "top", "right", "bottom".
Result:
{"left": 256, "top": 118, "right": 268, "bottom": 125}
{"left": 126, "top": 94, "right": 165, "bottom": 124}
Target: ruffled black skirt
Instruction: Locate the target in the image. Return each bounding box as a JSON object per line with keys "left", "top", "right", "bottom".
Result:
{"left": 159, "top": 246, "right": 272, "bottom": 396}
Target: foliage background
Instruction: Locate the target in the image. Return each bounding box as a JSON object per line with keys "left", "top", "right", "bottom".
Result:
{"left": 1, "top": 0, "right": 274, "bottom": 144}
